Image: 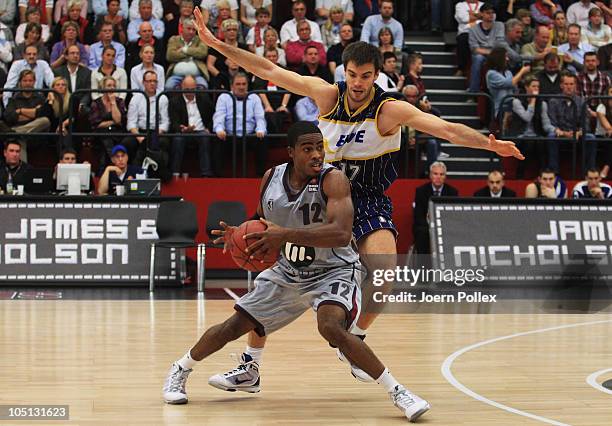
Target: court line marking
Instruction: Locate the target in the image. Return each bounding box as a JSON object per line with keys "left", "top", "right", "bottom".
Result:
{"left": 586, "top": 368, "right": 612, "bottom": 396}
{"left": 223, "top": 288, "right": 240, "bottom": 301}
{"left": 441, "top": 319, "right": 612, "bottom": 425}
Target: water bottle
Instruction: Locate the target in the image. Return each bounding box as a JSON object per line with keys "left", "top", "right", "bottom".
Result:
{"left": 6, "top": 173, "right": 13, "bottom": 195}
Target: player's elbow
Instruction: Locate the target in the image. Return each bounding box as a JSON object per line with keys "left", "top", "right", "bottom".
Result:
{"left": 335, "top": 228, "right": 353, "bottom": 247}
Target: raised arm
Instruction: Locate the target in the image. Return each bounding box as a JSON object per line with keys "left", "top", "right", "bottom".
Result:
{"left": 379, "top": 100, "right": 525, "bottom": 159}
{"left": 193, "top": 7, "right": 337, "bottom": 110}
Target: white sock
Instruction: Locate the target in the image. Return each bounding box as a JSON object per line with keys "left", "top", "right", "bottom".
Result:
{"left": 350, "top": 325, "right": 368, "bottom": 336}
{"left": 376, "top": 368, "right": 400, "bottom": 393}
{"left": 245, "top": 346, "right": 264, "bottom": 364}
{"left": 176, "top": 350, "right": 198, "bottom": 370}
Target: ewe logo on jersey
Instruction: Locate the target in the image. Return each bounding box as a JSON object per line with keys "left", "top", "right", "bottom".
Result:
{"left": 283, "top": 242, "right": 315, "bottom": 268}
{"left": 335, "top": 130, "right": 365, "bottom": 148}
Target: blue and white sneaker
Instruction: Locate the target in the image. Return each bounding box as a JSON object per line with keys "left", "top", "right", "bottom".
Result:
{"left": 390, "top": 385, "right": 430, "bottom": 422}
{"left": 208, "top": 353, "right": 261, "bottom": 393}
{"left": 163, "top": 362, "right": 192, "bottom": 404}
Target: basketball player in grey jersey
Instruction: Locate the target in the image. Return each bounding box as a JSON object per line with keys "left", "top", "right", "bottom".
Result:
{"left": 163, "top": 122, "right": 430, "bottom": 422}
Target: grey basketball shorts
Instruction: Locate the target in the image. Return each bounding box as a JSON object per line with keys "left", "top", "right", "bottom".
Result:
{"left": 234, "top": 263, "right": 363, "bottom": 337}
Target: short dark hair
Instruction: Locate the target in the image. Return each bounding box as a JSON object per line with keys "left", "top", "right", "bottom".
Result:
{"left": 585, "top": 167, "right": 600, "bottom": 176}
{"left": 539, "top": 168, "right": 557, "bottom": 177}
{"left": 584, "top": 51, "right": 598, "bottom": 60}
{"left": 287, "top": 120, "right": 321, "bottom": 147}
{"left": 382, "top": 51, "right": 396, "bottom": 62}
{"left": 255, "top": 7, "right": 269, "bottom": 16}
{"left": 60, "top": 148, "right": 77, "bottom": 160}
{"left": 543, "top": 52, "right": 559, "bottom": 63}
{"left": 342, "top": 41, "right": 382, "bottom": 72}
{"left": 560, "top": 70, "right": 576, "bottom": 84}
{"left": 4, "top": 140, "right": 21, "bottom": 150}
{"left": 568, "top": 23, "right": 582, "bottom": 32}
{"left": 487, "top": 47, "right": 508, "bottom": 73}
{"left": 480, "top": 2, "right": 495, "bottom": 12}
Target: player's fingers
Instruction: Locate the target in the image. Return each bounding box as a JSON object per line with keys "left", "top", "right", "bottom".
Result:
{"left": 246, "top": 239, "right": 264, "bottom": 255}
{"left": 211, "top": 229, "right": 224, "bottom": 235}
{"left": 212, "top": 236, "right": 224, "bottom": 244}
{"left": 244, "top": 231, "right": 263, "bottom": 241}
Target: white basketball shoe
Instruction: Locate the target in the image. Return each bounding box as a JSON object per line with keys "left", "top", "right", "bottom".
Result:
{"left": 390, "top": 385, "right": 430, "bottom": 422}
{"left": 336, "top": 348, "right": 375, "bottom": 383}
{"left": 163, "top": 362, "right": 192, "bottom": 404}
{"left": 208, "top": 353, "right": 261, "bottom": 393}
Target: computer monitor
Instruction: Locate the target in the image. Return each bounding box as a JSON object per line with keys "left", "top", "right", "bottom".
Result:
{"left": 56, "top": 163, "right": 91, "bottom": 195}
{"left": 24, "top": 169, "right": 54, "bottom": 195}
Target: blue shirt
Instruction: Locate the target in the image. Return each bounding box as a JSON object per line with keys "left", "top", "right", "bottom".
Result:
{"left": 360, "top": 14, "right": 403, "bottom": 49}
{"left": 127, "top": 18, "right": 165, "bottom": 43}
{"left": 88, "top": 41, "right": 126, "bottom": 70}
{"left": 295, "top": 97, "right": 319, "bottom": 124}
{"left": 486, "top": 69, "right": 515, "bottom": 116}
{"left": 3, "top": 59, "right": 54, "bottom": 106}
{"left": 212, "top": 93, "right": 266, "bottom": 137}
{"left": 92, "top": 0, "right": 128, "bottom": 18}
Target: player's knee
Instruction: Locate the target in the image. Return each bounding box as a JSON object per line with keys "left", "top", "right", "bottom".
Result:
{"left": 317, "top": 319, "right": 347, "bottom": 347}
{"left": 220, "top": 313, "right": 253, "bottom": 341}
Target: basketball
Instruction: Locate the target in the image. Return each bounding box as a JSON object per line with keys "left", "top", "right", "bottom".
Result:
{"left": 230, "top": 220, "right": 279, "bottom": 272}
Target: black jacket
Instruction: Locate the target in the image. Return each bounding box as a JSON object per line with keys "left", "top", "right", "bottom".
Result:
{"left": 413, "top": 182, "right": 459, "bottom": 229}
{"left": 473, "top": 186, "right": 516, "bottom": 198}
{"left": 0, "top": 161, "right": 33, "bottom": 192}
{"left": 168, "top": 92, "right": 214, "bottom": 133}
{"left": 54, "top": 64, "right": 92, "bottom": 106}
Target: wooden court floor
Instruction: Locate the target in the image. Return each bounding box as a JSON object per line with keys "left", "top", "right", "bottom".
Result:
{"left": 1, "top": 296, "right": 611, "bottom": 425}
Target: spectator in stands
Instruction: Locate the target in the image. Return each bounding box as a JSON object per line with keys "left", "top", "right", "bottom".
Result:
{"left": 206, "top": 18, "right": 247, "bottom": 86}
{"left": 0, "top": 141, "right": 32, "bottom": 193}
{"left": 50, "top": 21, "right": 89, "bottom": 68}
{"left": 241, "top": 0, "right": 273, "bottom": 32}
{"left": 315, "top": 0, "right": 353, "bottom": 25}
{"left": 167, "top": 18, "right": 209, "bottom": 89}
{"left": 326, "top": 23, "right": 352, "bottom": 75}
{"left": 94, "top": 0, "right": 127, "bottom": 45}
{"left": 97, "top": 144, "right": 143, "bottom": 195}
{"left": 559, "top": 23, "right": 595, "bottom": 72}
{"left": 163, "top": 0, "right": 193, "bottom": 42}
{"left": 507, "top": 74, "right": 549, "bottom": 178}
{"left": 130, "top": 45, "right": 165, "bottom": 93}
{"left": 353, "top": 0, "right": 378, "bottom": 28}
{"left": 320, "top": 5, "right": 346, "bottom": 48}
{"left": 4, "top": 45, "right": 54, "bottom": 106}
{"left": 0, "top": 34, "right": 12, "bottom": 83}
{"left": 572, "top": 167, "right": 612, "bottom": 197}
{"left": 596, "top": 0, "right": 612, "bottom": 26}
{"left": 46, "top": 76, "right": 71, "bottom": 138}
{"left": 537, "top": 52, "right": 563, "bottom": 93}
{"left": 296, "top": 45, "right": 332, "bottom": 82}
{"left": 525, "top": 168, "right": 567, "bottom": 197}
{"left": 125, "top": 70, "right": 169, "bottom": 164}
{"left": 496, "top": 0, "right": 532, "bottom": 22}
{"left": 594, "top": 86, "right": 612, "bottom": 163}
{"left": 52, "top": 148, "right": 95, "bottom": 194}
{"left": 567, "top": 0, "right": 598, "bottom": 28}
{"left": 286, "top": 20, "right": 327, "bottom": 70}
{"left": 89, "top": 22, "right": 126, "bottom": 69}
{"left": 246, "top": 7, "right": 272, "bottom": 52}
{"left": 295, "top": 96, "right": 319, "bottom": 124}
{"left": 54, "top": 0, "right": 87, "bottom": 23}
{"left": 252, "top": 48, "right": 292, "bottom": 136}
{"left": 486, "top": 47, "right": 532, "bottom": 119}
{"left": 360, "top": 0, "right": 402, "bottom": 49}
{"left": 280, "top": 0, "right": 322, "bottom": 47}
{"left": 19, "top": 0, "right": 52, "bottom": 26}
{"left": 212, "top": 72, "right": 267, "bottom": 176}
{"left": 516, "top": 8, "right": 535, "bottom": 45}
{"left": 128, "top": 0, "right": 165, "bottom": 42}
{"left": 89, "top": 76, "right": 127, "bottom": 162}
{"left": 129, "top": 0, "right": 163, "bottom": 20}
{"left": 474, "top": 169, "right": 517, "bottom": 197}
{"left": 530, "top": 0, "right": 562, "bottom": 25}
{"left": 377, "top": 27, "right": 406, "bottom": 74}
{"left": 543, "top": 72, "right": 595, "bottom": 171}
{"left": 376, "top": 51, "right": 404, "bottom": 92}
{"left": 255, "top": 27, "right": 286, "bottom": 67}
{"left": 583, "top": 6, "right": 612, "bottom": 48}
{"left": 53, "top": 44, "right": 92, "bottom": 109}
{"left": 550, "top": 10, "right": 569, "bottom": 46}
{"left": 169, "top": 75, "right": 215, "bottom": 177}
{"left": 521, "top": 24, "right": 552, "bottom": 73}
{"left": 596, "top": 39, "right": 612, "bottom": 70}
{"left": 468, "top": 3, "right": 505, "bottom": 93}
{"left": 53, "top": 0, "right": 90, "bottom": 45}
{"left": 578, "top": 51, "right": 610, "bottom": 108}
{"left": 413, "top": 161, "right": 458, "bottom": 255}
{"left": 497, "top": 18, "right": 527, "bottom": 72}
{"left": 0, "top": 0, "right": 16, "bottom": 27}
{"left": 91, "top": 45, "right": 128, "bottom": 100}
{"left": 14, "top": 22, "right": 49, "bottom": 62}
{"left": 455, "top": 0, "right": 483, "bottom": 76}
{"left": 126, "top": 21, "right": 165, "bottom": 71}
{"left": 212, "top": 56, "right": 244, "bottom": 90}
{"left": 200, "top": 0, "right": 239, "bottom": 33}
{"left": 16, "top": 7, "right": 50, "bottom": 44}
{"left": 3, "top": 69, "right": 51, "bottom": 162}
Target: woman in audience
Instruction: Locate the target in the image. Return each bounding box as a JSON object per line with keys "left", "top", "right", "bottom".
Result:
{"left": 255, "top": 27, "right": 286, "bottom": 67}
{"left": 14, "top": 22, "right": 50, "bottom": 61}
{"left": 54, "top": 0, "right": 87, "bottom": 23}
{"left": 130, "top": 45, "right": 165, "bottom": 92}
{"left": 320, "top": 5, "right": 345, "bottom": 48}
{"left": 485, "top": 47, "right": 532, "bottom": 120}
{"left": 164, "top": 0, "right": 194, "bottom": 41}
{"left": 378, "top": 27, "right": 406, "bottom": 74}
{"left": 583, "top": 7, "right": 612, "bottom": 49}
{"left": 50, "top": 21, "right": 89, "bottom": 68}
{"left": 207, "top": 18, "right": 248, "bottom": 88}
{"left": 46, "top": 76, "right": 72, "bottom": 137}
{"left": 53, "top": 0, "right": 90, "bottom": 45}
{"left": 15, "top": 6, "right": 50, "bottom": 44}
{"left": 90, "top": 76, "right": 128, "bottom": 163}
{"left": 91, "top": 45, "right": 128, "bottom": 100}
{"left": 94, "top": 0, "right": 127, "bottom": 44}
{"left": 550, "top": 10, "right": 568, "bottom": 46}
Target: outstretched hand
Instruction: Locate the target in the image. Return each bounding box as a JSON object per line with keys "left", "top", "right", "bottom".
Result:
{"left": 193, "top": 7, "right": 218, "bottom": 47}
{"left": 487, "top": 134, "right": 525, "bottom": 160}
{"left": 211, "top": 221, "right": 237, "bottom": 254}
{"left": 244, "top": 218, "right": 286, "bottom": 259}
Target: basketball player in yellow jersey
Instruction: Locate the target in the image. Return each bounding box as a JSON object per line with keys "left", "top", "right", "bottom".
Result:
{"left": 193, "top": 6, "right": 524, "bottom": 386}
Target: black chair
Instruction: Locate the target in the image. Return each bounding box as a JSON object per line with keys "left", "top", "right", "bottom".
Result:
{"left": 204, "top": 201, "right": 252, "bottom": 291}
{"left": 149, "top": 200, "right": 205, "bottom": 292}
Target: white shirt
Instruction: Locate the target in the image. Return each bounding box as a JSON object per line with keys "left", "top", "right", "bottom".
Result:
{"left": 68, "top": 65, "right": 78, "bottom": 92}
{"left": 566, "top": 1, "right": 598, "bottom": 29}
{"left": 91, "top": 66, "right": 128, "bottom": 100}
{"left": 127, "top": 92, "right": 169, "bottom": 132}
{"left": 184, "top": 95, "right": 205, "bottom": 131}
{"left": 455, "top": 1, "right": 483, "bottom": 34}
{"left": 129, "top": 63, "right": 165, "bottom": 94}
{"left": 280, "top": 18, "right": 322, "bottom": 44}
{"left": 128, "top": 0, "right": 163, "bottom": 20}
{"left": 490, "top": 190, "right": 501, "bottom": 198}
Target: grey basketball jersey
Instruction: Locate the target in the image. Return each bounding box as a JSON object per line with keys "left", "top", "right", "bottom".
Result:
{"left": 261, "top": 162, "right": 359, "bottom": 273}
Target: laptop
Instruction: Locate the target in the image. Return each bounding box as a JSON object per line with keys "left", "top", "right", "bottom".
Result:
{"left": 24, "top": 169, "right": 54, "bottom": 195}
{"left": 125, "top": 179, "right": 161, "bottom": 196}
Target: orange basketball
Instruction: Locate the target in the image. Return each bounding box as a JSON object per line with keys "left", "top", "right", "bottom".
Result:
{"left": 230, "top": 220, "right": 279, "bottom": 272}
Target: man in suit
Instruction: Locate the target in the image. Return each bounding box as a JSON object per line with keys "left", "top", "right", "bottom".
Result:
{"left": 413, "top": 161, "right": 458, "bottom": 256}
{"left": 168, "top": 75, "right": 214, "bottom": 177}
{"left": 53, "top": 44, "right": 92, "bottom": 110}
{"left": 473, "top": 169, "right": 517, "bottom": 198}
